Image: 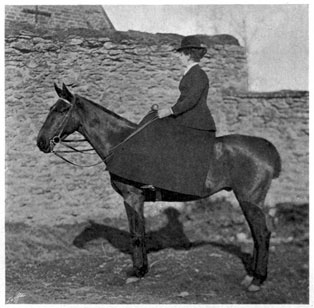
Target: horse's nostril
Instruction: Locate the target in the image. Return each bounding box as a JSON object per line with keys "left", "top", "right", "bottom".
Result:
{"left": 37, "top": 139, "right": 43, "bottom": 149}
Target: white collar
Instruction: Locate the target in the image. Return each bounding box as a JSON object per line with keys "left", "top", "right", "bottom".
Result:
{"left": 184, "top": 62, "right": 198, "bottom": 75}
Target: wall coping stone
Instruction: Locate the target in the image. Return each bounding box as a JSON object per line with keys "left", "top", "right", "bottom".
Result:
{"left": 223, "top": 90, "right": 309, "bottom": 99}
{"left": 6, "top": 22, "right": 241, "bottom": 48}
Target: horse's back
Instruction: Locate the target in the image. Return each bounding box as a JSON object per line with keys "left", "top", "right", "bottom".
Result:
{"left": 216, "top": 134, "right": 281, "bottom": 179}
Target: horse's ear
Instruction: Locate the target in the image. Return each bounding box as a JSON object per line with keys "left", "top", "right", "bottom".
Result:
{"left": 54, "top": 83, "right": 63, "bottom": 97}
{"left": 62, "top": 83, "right": 74, "bottom": 102}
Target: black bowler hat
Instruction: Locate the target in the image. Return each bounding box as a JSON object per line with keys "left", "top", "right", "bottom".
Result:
{"left": 176, "top": 35, "right": 207, "bottom": 52}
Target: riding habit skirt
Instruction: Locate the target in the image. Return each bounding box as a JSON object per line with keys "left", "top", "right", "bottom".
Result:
{"left": 105, "top": 113, "right": 215, "bottom": 197}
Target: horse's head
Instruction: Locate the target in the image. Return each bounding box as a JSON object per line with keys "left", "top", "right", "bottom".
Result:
{"left": 37, "top": 83, "right": 80, "bottom": 153}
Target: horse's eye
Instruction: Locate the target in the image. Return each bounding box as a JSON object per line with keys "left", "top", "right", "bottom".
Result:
{"left": 59, "top": 107, "right": 70, "bottom": 113}
{"left": 50, "top": 105, "right": 70, "bottom": 113}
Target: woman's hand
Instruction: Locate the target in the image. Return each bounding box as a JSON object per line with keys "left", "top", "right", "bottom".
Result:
{"left": 158, "top": 108, "right": 173, "bottom": 118}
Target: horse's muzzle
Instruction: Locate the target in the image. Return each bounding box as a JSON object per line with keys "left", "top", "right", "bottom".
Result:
{"left": 37, "top": 136, "right": 52, "bottom": 153}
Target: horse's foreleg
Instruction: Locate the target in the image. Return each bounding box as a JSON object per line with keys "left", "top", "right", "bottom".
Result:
{"left": 239, "top": 200, "right": 271, "bottom": 291}
{"left": 124, "top": 193, "right": 148, "bottom": 278}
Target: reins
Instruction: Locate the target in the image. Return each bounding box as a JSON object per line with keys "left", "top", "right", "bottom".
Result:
{"left": 52, "top": 139, "right": 104, "bottom": 167}
{"left": 105, "top": 112, "right": 159, "bottom": 161}
{"left": 104, "top": 108, "right": 159, "bottom": 162}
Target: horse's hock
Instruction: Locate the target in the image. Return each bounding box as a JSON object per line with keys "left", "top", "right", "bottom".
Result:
{"left": 5, "top": 21, "right": 308, "bottom": 226}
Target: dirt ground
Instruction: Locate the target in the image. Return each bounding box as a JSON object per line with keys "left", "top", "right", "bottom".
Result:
{"left": 6, "top": 201, "right": 309, "bottom": 304}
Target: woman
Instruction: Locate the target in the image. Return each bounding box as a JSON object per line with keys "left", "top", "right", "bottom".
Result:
{"left": 157, "top": 35, "right": 216, "bottom": 133}
{"left": 106, "top": 35, "right": 216, "bottom": 197}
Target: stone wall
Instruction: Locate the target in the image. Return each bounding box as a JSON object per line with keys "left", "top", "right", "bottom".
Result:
{"left": 5, "top": 28, "right": 308, "bottom": 227}
{"left": 220, "top": 91, "right": 309, "bottom": 205}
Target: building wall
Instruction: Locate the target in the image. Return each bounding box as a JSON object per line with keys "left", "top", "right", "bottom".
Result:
{"left": 5, "top": 28, "right": 308, "bottom": 227}
{"left": 5, "top": 5, "right": 115, "bottom": 31}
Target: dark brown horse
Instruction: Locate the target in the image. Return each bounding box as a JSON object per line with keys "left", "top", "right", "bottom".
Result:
{"left": 37, "top": 84, "right": 281, "bottom": 292}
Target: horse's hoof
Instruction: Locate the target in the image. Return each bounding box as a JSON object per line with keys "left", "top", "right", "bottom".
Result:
{"left": 126, "top": 277, "right": 141, "bottom": 284}
{"left": 247, "top": 284, "right": 261, "bottom": 292}
{"left": 241, "top": 275, "right": 253, "bottom": 287}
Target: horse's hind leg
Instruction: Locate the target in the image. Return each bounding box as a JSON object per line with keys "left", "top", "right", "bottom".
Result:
{"left": 123, "top": 192, "right": 148, "bottom": 279}
{"left": 238, "top": 200, "right": 271, "bottom": 291}
{"left": 234, "top": 173, "right": 272, "bottom": 291}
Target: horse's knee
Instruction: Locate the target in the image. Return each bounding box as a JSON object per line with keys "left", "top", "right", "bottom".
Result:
{"left": 131, "top": 235, "right": 145, "bottom": 247}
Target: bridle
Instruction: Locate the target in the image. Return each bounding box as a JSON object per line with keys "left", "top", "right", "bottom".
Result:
{"left": 50, "top": 96, "right": 103, "bottom": 167}
{"left": 50, "top": 97, "right": 75, "bottom": 148}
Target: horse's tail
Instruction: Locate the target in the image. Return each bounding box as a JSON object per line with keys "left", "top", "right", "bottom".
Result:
{"left": 271, "top": 144, "right": 282, "bottom": 179}
{"left": 253, "top": 137, "right": 282, "bottom": 179}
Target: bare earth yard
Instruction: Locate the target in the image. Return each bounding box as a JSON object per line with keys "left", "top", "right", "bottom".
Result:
{"left": 6, "top": 201, "right": 308, "bottom": 304}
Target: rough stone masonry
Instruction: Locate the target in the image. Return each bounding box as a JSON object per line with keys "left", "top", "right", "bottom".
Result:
{"left": 5, "top": 27, "right": 308, "bottom": 225}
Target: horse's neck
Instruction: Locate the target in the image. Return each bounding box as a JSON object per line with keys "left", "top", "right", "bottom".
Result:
{"left": 76, "top": 98, "right": 137, "bottom": 160}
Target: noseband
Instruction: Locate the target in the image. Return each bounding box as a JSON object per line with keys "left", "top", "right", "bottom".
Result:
{"left": 49, "top": 97, "right": 75, "bottom": 148}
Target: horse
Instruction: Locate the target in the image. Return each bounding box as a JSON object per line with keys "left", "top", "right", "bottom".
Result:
{"left": 37, "top": 83, "right": 281, "bottom": 292}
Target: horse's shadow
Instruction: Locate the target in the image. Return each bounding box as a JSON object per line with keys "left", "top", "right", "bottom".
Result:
{"left": 73, "top": 207, "right": 253, "bottom": 274}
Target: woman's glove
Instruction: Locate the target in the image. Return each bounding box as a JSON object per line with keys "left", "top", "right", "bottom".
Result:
{"left": 157, "top": 108, "right": 173, "bottom": 118}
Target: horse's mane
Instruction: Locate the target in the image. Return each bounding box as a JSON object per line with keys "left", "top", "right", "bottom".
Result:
{"left": 76, "top": 94, "right": 137, "bottom": 127}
